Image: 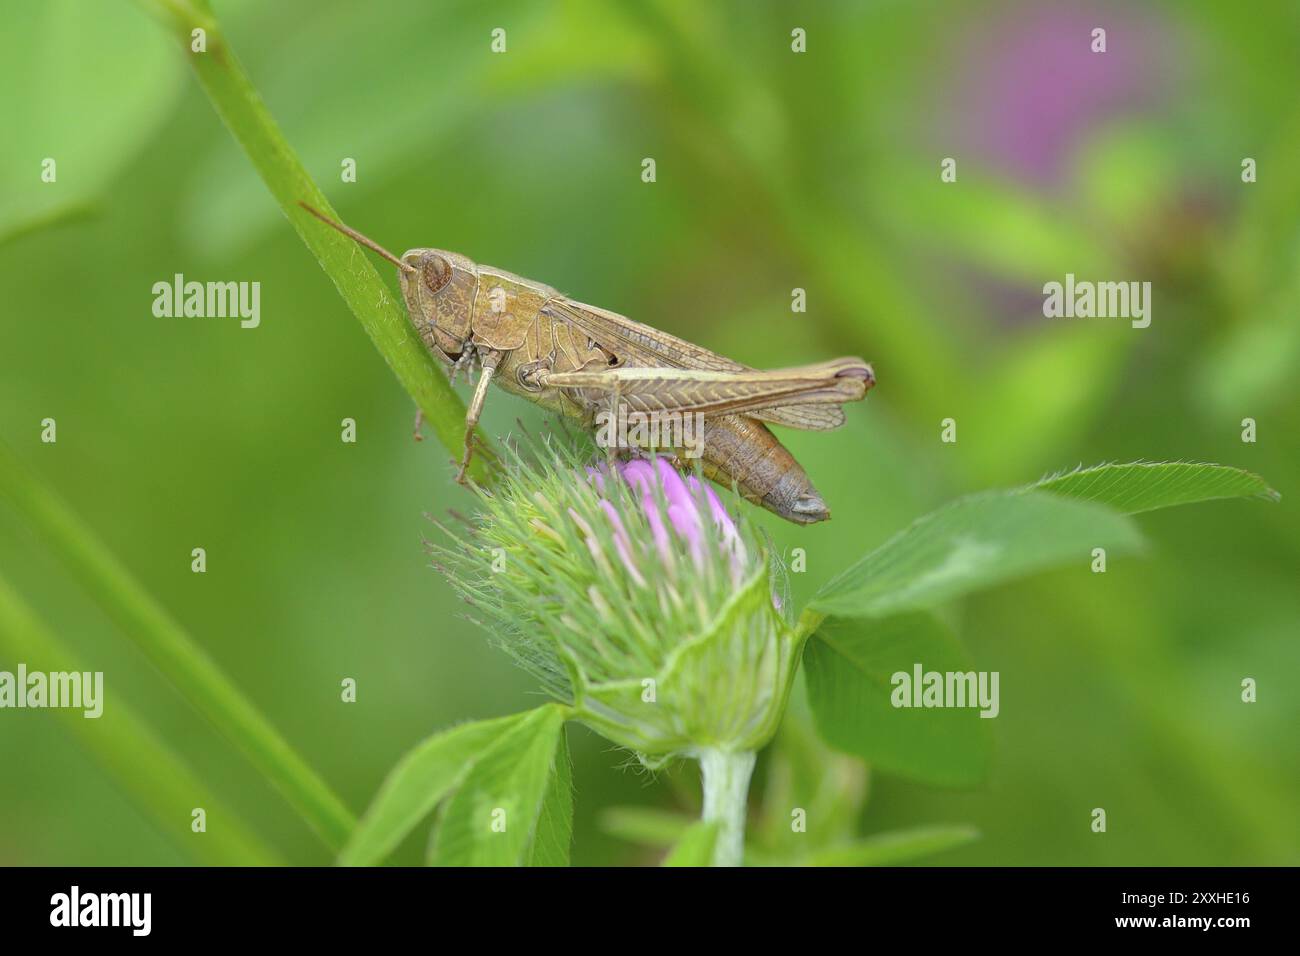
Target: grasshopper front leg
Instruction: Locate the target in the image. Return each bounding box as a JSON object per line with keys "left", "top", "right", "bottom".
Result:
{"left": 455, "top": 348, "right": 502, "bottom": 484}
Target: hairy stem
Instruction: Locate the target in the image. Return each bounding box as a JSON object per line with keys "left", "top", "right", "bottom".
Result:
{"left": 698, "top": 748, "right": 756, "bottom": 867}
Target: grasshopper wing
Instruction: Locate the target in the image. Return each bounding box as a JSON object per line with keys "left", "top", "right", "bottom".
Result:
{"left": 537, "top": 359, "right": 872, "bottom": 421}
{"left": 544, "top": 299, "right": 745, "bottom": 372}
{"left": 544, "top": 299, "right": 867, "bottom": 430}
{"left": 752, "top": 404, "right": 847, "bottom": 430}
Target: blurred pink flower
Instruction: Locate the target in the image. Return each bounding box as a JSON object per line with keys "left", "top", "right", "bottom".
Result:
{"left": 942, "top": 3, "right": 1175, "bottom": 187}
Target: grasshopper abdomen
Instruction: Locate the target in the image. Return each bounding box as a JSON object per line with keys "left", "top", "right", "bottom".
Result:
{"left": 700, "top": 415, "right": 830, "bottom": 524}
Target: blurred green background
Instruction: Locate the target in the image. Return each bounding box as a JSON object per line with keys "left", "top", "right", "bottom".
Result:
{"left": 2, "top": 0, "right": 1297, "bottom": 866}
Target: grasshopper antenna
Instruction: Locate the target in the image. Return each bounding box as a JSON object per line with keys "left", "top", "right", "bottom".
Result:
{"left": 298, "top": 201, "right": 417, "bottom": 275}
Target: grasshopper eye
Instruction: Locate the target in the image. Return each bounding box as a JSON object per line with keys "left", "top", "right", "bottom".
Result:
{"left": 421, "top": 254, "right": 452, "bottom": 295}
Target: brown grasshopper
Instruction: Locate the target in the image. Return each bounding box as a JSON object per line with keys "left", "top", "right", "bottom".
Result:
{"left": 301, "top": 203, "right": 874, "bottom": 524}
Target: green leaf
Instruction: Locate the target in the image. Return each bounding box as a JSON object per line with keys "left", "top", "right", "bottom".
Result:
{"left": 804, "top": 614, "right": 993, "bottom": 787}
{"left": 527, "top": 726, "right": 574, "bottom": 867}
{"left": 812, "top": 491, "right": 1143, "bottom": 619}
{"left": 662, "top": 820, "right": 721, "bottom": 867}
{"left": 339, "top": 711, "right": 534, "bottom": 866}
{"left": 1, "top": 1, "right": 181, "bottom": 227}
{"left": 1033, "top": 461, "right": 1280, "bottom": 514}
{"left": 428, "top": 704, "right": 566, "bottom": 866}
{"left": 804, "top": 825, "right": 979, "bottom": 867}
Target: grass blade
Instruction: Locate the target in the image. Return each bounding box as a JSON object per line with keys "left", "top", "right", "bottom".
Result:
{"left": 129, "top": 0, "right": 493, "bottom": 480}
{"left": 0, "top": 573, "right": 283, "bottom": 865}
{"left": 0, "top": 439, "right": 355, "bottom": 851}
{"left": 804, "top": 825, "right": 979, "bottom": 867}
{"left": 599, "top": 806, "right": 694, "bottom": 848}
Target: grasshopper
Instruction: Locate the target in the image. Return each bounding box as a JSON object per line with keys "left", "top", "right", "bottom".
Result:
{"left": 301, "top": 203, "right": 874, "bottom": 524}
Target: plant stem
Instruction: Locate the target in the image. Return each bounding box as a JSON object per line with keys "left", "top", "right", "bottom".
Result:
{"left": 698, "top": 748, "right": 756, "bottom": 867}
{"left": 129, "top": 0, "right": 494, "bottom": 482}
{"left": 0, "top": 439, "right": 356, "bottom": 852}
{"left": 793, "top": 606, "right": 827, "bottom": 658}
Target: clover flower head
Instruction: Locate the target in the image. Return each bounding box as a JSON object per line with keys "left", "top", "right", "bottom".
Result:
{"left": 429, "top": 438, "right": 797, "bottom": 758}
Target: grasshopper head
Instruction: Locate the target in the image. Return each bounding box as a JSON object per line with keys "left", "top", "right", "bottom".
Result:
{"left": 295, "top": 204, "right": 483, "bottom": 368}
{"left": 398, "top": 249, "right": 480, "bottom": 365}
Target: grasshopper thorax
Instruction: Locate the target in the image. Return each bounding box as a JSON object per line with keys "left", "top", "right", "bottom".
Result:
{"left": 398, "top": 248, "right": 480, "bottom": 366}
